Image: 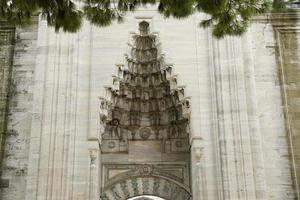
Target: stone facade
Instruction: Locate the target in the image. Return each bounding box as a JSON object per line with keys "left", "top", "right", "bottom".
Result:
{"left": 0, "top": 18, "right": 38, "bottom": 199}
{"left": 0, "top": 22, "right": 15, "bottom": 179}
{"left": 0, "top": 6, "right": 300, "bottom": 200}
{"left": 272, "top": 12, "right": 300, "bottom": 198}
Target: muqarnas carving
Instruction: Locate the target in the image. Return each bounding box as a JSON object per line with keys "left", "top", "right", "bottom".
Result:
{"left": 99, "top": 21, "right": 191, "bottom": 154}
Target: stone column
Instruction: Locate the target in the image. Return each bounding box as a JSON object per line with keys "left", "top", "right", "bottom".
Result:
{"left": 89, "top": 149, "right": 99, "bottom": 200}
{"left": 191, "top": 145, "right": 205, "bottom": 200}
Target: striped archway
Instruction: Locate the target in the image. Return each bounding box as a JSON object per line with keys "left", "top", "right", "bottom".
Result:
{"left": 100, "top": 176, "right": 191, "bottom": 200}
{"left": 128, "top": 195, "right": 165, "bottom": 200}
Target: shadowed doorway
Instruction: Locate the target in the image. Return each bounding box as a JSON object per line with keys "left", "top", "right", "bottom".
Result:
{"left": 128, "top": 195, "right": 166, "bottom": 200}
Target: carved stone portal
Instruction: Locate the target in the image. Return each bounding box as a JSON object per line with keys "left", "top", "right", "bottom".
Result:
{"left": 99, "top": 21, "right": 191, "bottom": 200}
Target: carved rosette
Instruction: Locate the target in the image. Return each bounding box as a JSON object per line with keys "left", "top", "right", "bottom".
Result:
{"left": 99, "top": 21, "right": 191, "bottom": 153}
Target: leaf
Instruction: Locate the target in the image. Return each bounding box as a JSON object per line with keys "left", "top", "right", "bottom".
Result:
{"left": 199, "top": 18, "right": 213, "bottom": 28}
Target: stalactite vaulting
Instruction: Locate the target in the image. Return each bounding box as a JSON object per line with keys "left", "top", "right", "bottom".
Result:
{"left": 99, "top": 20, "right": 191, "bottom": 200}
{"left": 99, "top": 21, "right": 191, "bottom": 154}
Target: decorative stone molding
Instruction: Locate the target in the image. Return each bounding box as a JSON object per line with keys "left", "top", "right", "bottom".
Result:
{"left": 100, "top": 176, "right": 191, "bottom": 200}
{"left": 102, "top": 163, "right": 190, "bottom": 189}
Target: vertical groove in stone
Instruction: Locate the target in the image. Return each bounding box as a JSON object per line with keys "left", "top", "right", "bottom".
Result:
{"left": 242, "top": 30, "right": 268, "bottom": 200}
{"left": 209, "top": 32, "right": 263, "bottom": 200}
{"left": 207, "top": 26, "right": 224, "bottom": 200}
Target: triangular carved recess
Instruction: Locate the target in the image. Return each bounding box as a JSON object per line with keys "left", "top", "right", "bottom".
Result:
{"left": 99, "top": 21, "right": 191, "bottom": 154}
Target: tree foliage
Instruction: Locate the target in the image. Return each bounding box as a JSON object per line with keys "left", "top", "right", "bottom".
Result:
{"left": 0, "top": 0, "right": 294, "bottom": 38}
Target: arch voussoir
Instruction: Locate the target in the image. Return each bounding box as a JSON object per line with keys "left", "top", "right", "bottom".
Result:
{"left": 100, "top": 177, "right": 191, "bottom": 200}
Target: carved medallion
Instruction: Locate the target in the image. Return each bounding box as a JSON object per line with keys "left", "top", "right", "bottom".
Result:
{"left": 139, "top": 127, "right": 151, "bottom": 139}
{"left": 138, "top": 165, "right": 153, "bottom": 176}
{"left": 175, "top": 140, "right": 183, "bottom": 148}
{"left": 108, "top": 141, "right": 116, "bottom": 149}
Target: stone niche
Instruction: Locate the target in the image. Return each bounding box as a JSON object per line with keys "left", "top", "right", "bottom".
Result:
{"left": 99, "top": 21, "right": 191, "bottom": 200}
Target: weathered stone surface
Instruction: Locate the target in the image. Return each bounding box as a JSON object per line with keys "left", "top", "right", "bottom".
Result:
{"left": 0, "top": 18, "right": 38, "bottom": 199}
{"left": 271, "top": 12, "right": 300, "bottom": 199}
{"left": 0, "top": 7, "right": 300, "bottom": 200}
{"left": 0, "top": 22, "right": 15, "bottom": 177}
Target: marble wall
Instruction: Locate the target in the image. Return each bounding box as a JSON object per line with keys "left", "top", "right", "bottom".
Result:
{"left": 271, "top": 11, "right": 300, "bottom": 199}
{"left": 0, "top": 18, "right": 38, "bottom": 199}
{"left": 0, "top": 7, "right": 299, "bottom": 200}
{"left": 0, "top": 22, "right": 15, "bottom": 179}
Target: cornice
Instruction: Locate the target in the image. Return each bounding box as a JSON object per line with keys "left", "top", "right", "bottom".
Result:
{"left": 252, "top": 9, "right": 300, "bottom": 26}
{"left": 0, "top": 21, "right": 15, "bottom": 30}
